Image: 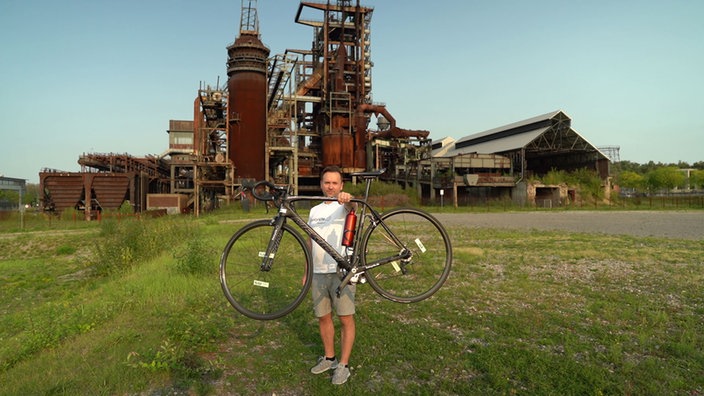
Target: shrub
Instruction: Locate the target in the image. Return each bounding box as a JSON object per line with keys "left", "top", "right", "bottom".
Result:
{"left": 345, "top": 181, "right": 418, "bottom": 206}
{"left": 92, "top": 217, "right": 194, "bottom": 276}
{"left": 366, "top": 193, "right": 410, "bottom": 208}
{"left": 173, "top": 236, "right": 217, "bottom": 275}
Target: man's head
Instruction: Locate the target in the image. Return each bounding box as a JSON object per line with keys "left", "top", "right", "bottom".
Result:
{"left": 320, "top": 166, "right": 344, "bottom": 198}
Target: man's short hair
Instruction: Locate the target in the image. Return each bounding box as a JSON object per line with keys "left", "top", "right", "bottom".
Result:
{"left": 320, "top": 165, "right": 342, "bottom": 178}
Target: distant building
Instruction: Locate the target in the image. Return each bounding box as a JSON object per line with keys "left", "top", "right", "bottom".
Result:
{"left": 418, "top": 110, "right": 610, "bottom": 206}
{"left": 0, "top": 176, "right": 26, "bottom": 210}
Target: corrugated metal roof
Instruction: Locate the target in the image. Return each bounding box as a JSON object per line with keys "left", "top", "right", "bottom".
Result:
{"left": 433, "top": 110, "right": 596, "bottom": 157}
{"left": 431, "top": 136, "right": 456, "bottom": 157}
{"left": 454, "top": 110, "right": 565, "bottom": 146}
{"left": 431, "top": 109, "right": 608, "bottom": 162}
{"left": 440, "top": 127, "right": 548, "bottom": 157}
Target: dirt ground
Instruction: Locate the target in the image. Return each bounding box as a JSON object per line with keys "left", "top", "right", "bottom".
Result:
{"left": 431, "top": 210, "right": 704, "bottom": 240}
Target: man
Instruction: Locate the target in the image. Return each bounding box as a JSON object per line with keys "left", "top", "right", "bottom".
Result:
{"left": 307, "top": 165, "right": 356, "bottom": 385}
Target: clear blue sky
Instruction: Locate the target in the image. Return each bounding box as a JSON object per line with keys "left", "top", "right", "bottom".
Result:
{"left": 1, "top": 0, "right": 702, "bottom": 183}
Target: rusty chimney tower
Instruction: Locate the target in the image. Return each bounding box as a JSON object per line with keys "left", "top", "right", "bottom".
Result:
{"left": 227, "top": 0, "right": 270, "bottom": 182}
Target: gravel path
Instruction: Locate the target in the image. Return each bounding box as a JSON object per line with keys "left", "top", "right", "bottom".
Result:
{"left": 431, "top": 210, "right": 704, "bottom": 240}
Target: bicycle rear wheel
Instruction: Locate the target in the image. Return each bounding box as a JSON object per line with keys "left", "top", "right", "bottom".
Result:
{"left": 220, "top": 220, "right": 311, "bottom": 320}
{"left": 362, "top": 208, "right": 452, "bottom": 303}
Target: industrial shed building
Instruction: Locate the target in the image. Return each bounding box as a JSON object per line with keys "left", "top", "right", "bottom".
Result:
{"left": 422, "top": 110, "right": 610, "bottom": 206}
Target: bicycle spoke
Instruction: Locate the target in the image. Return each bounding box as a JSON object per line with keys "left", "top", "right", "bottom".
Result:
{"left": 363, "top": 209, "right": 452, "bottom": 303}
{"left": 220, "top": 221, "right": 311, "bottom": 320}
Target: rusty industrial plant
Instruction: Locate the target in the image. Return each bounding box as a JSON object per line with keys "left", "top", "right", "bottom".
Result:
{"left": 227, "top": 3, "right": 270, "bottom": 182}
{"left": 39, "top": 0, "right": 609, "bottom": 218}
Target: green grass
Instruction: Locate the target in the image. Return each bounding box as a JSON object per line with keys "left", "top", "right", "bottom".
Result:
{"left": 0, "top": 208, "right": 703, "bottom": 395}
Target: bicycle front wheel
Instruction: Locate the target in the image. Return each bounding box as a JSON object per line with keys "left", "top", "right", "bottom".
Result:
{"left": 220, "top": 220, "right": 312, "bottom": 320}
{"left": 362, "top": 208, "right": 452, "bottom": 303}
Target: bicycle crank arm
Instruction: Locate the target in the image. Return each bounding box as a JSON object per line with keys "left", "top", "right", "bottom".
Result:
{"left": 336, "top": 267, "right": 358, "bottom": 297}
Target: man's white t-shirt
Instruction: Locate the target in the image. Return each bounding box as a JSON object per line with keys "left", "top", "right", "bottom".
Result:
{"left": 308, "top": 201, "right": 348, "bottom": 274}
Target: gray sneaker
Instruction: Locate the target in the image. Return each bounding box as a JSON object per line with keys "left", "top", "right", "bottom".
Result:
{"left": 310, "top": 357, "right": 338, "bottom": 374}
{"left": 331, "top": 364, "right": 351, "bottom": 385}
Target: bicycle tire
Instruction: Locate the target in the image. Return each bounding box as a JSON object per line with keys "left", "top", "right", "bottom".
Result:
{"left": 362, "top": 208, "right": 452, "bottom": 303}
{"left": 220, "top": 220, "right": 312, "bottom": 320}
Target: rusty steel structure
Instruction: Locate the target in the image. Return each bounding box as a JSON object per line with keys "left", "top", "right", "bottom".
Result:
{"left": 227, "top": 1, "right": 270, "bottom": 182}
{"left": 39, "top": 151, "right": 167, "bottom": 217}
{"left": 265, "top": 0, "right": 430, "bottom": 192}
{"left": 40, "top": 0, "right": 433, "bottom": 217}
{"left": 37, "top": 1, "right": 611, "bottom": 216}
{"left": 190, "top": 86, "right": 231, "bottom": 213}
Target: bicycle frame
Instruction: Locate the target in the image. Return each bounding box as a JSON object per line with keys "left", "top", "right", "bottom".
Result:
{"left": 259, "top": 180, "right": 411, "bottom": 294}
{"left": 221, "top": 170, "right": 452, "bottom": 319}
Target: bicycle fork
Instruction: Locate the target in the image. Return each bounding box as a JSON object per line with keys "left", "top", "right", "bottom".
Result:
{"left": 260, "top": 215, "right": 286, "bottom": 271}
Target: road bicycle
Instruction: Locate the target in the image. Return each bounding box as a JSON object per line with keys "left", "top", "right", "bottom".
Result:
{"left": 219, "top": 169, "right": 453, "bottom": 320}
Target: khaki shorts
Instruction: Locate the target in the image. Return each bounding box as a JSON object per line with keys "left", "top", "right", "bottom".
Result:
{"left": 311, "top": 273, "right": 356, "bottom": 317}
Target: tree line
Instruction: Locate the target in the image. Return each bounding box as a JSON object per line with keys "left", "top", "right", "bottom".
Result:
{"left": 616, "top": 160, "right": 704, "bottom": 193}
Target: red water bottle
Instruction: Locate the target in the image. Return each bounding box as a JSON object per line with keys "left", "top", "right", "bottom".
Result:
{"left": 341, "top": 209, "right": 357, "bottom": 247}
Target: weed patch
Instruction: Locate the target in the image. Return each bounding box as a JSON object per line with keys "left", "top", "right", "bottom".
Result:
{"left": 173, "top": 234, "right": 218, "bottom": 276}
{"left": 92, "top": 217, "right": 194, "bottom": 276}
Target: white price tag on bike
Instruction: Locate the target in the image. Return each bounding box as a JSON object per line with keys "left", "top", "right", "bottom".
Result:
{"left": 258, "top": 251, "right": 275, "bottom": 259}
{"left": 253, "top": 280, "right": 270, "bottom": 288}
{"left": 415, "top": 238, "right": 426, "bottom": 253}
{"left": 391, "top": 261, "right": 401, "bottom": 272}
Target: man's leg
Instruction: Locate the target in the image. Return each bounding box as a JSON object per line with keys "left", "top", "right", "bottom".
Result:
{"left": 318, "top": 312, "right": 336, "bottom": 358}
{"left": 311, "top": 312, "right": 338, "bottom": 374}
{"left": 338, "top": 314, "right": 355, "bottom": 366}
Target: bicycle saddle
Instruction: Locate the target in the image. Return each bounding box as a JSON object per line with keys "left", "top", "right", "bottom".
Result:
{"left": 350, "top": 168, "right": 386, "bottom": 179}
